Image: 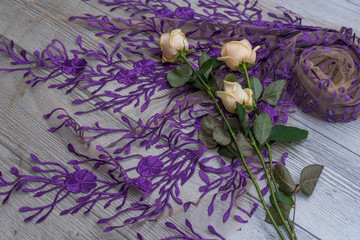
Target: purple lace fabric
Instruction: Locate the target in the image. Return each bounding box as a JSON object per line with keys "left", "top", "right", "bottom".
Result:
{"left": 0, "top": 0, "right": 359, "bottom": 239}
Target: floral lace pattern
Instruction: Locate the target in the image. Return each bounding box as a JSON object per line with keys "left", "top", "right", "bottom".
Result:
{"left": 0, "top": 0, "right": 359, "bottom": 239}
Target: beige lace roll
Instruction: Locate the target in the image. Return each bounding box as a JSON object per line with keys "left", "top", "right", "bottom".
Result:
{"left": 294, "top": 46, "right": 360, "bottom": 121}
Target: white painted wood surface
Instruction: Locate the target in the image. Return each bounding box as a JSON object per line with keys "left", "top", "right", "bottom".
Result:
{"left": 0, "top": 0, "right": 359, "bottom": 239}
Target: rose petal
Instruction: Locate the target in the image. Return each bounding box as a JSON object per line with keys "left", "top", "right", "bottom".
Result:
{"left": 243, "top": 88, "right": 254, "bottom": 106}
{"left": 216, "top": 91, "right": 237, "bottom": 113}
{"left": 239, "top": 39, "right": 252, "bottom": 50}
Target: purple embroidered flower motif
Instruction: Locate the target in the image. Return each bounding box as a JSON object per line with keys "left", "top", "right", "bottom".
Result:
{"left": 65, "top": 169, "right": 97, "bottom": 193}
{"left": 133, "top": 176, "right": 152, "bottom": 193}
{"left": 115, "top": 68, "right": 138, "bottom": 84}
{"left": 61, "top": 58, "right": 87, "bottom": 76}
{"left": 175, "top": 7, "right": 195, "bottom": 19}
{"left": 134, "top": 59, "right": 157, "bottom": 75}
{"left": 155, "top": 7, "right": 174, "bottom": 18}
{"left": 137, "top": 156, "right": 164, "bottom": 177}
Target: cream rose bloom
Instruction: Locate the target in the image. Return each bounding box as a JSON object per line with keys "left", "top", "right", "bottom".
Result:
{"left": 218, "top": 39, "right": 260, "bottom": 71}
{"left": 159, "top": 29, "right": 189, "bottom": 63}
{"left": 216, "top": 81, "right": 253, "bottom": 113}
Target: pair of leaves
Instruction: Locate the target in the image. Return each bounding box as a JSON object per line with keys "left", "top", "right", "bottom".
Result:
{"left": 253, "top": 114, "right": 309, "bottom": 145}
{"left": 274, "top": 164, "right": 324, "bottom": 196}
{"left": 198, "top": 52, "right": 221, "bottom": 79}
{"left": 242, "top": 78, "right": 287, "bottom": 106}
{"left": 266, "top": 164, "right": 324, "bottom": 225}
{"left": 167, "top": 64, "right": 193, "bottom": 88}
{"left": 199, "top": 116, "right": 231, "bottom": 148}
{"left": 167, "top": 52, "right": 221, "bottom": 89}
{"left": 198, "top": 53, "right": 221, "bottom": 93}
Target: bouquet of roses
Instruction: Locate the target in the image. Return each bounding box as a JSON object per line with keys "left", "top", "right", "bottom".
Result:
{"left": 159, "top": 28, "right": 324, "bottom": 240}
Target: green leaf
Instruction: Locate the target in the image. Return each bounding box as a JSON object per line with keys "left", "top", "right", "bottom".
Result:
{"left": 236, "top": 102, "right": 246, "bottom": 122}
{"left": 199, "top": 130, "right": 217, "bottom": 149}
{"left": 212, "top": 127, "right": 231, "bottom": 146}
{"left": 167, "top": 64, "right": 192, "bottom": 88}
{"left": 300, "top": 164, "right": 324, "bottom": 196}
{"left": 249, "top": 77, "right": 263, "bottom": 100}
{"left": 236, "top": 133, "right": 255, "bottom": 158}
{"left": 274, "top": 165, "right": 296, "bottom": 194}
{"left": 198, "top": 52, "right": 211, "bottom": 67}
{"left": 242, "top": 114, "right": 250, "bottom": 136}
{"left": 268, "top": 125, "right": 309, "bottom": 142}
{"left": 225, "top": 118, "right": 240, "bottom": 134}
{"left": 201, "top": 116, "right": 222, "bottom": 135}
{"left": 218, "top": 145, "right": 236, "bottom": 158}
{"left": 236, "top": 102, "right": 250, "bottom": 134}
{"left": 261, "top": 80, "right": 287, "bottom": 106}
{"left": 265, "top": 202, "right": 292, "bottom": 226}
{"left": 270, "top": 191, "right": 295, "bottom": 206}
{"left": 192, "top": 81, "right": 204, "bottom": 90}
{"left": 224, "top": 73, "right": 238, "bottom": 82}
{"left": 210, "top": 56, "right": 222, "bottom": 70}
{"left": 208, "top": 73, "right": 218, "bottom": 93}
{"left": 199, "top": 57, "right": 221, "bottom": 79}
{"left": 198, "top": 58, "right": 213, "bottom": 78}
{"left": 253, "top": 113, "right": 272, "bottom": 145}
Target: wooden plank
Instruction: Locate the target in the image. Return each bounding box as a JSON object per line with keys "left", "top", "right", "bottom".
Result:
{"left": 270, "top": 0, "right": 360, "bottom": 31}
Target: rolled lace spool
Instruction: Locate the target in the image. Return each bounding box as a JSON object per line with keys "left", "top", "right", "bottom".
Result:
{"left": 294, "top": 45, "right": 360, "bottom": 122}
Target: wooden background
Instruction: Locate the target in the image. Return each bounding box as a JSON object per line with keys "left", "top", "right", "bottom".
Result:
{"left": 0, "top": 0, "right": 359, "bottom": 239}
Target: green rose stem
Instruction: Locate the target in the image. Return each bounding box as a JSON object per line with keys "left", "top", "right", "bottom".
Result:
{"left": 241, "top": 63, "right": 257, "bottom": 110}
{"left": 266, "top": 143, "right": 296, "bottom": 235}
{"left": 241, "top": 63, "right": 295, "bottom": 240}
{"left": 179, "top": 52, "right": 286, "bottom": 240}
{"left": 292, "top": 192, "right": 298, "bottom": 236}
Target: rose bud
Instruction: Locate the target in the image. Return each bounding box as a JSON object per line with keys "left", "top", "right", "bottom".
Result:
{"left": 159, "top": 29, "right": 189, "bottom": 63}
{"left": 218, "top": 39, "right": 260, "bottom": 71}
{"left": 216, "top": 81, "right": 253, "bottom": 113}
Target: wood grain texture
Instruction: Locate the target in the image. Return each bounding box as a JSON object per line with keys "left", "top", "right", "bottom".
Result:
{"left": 0, "top": 0, "right": 359, "bottom": 239}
